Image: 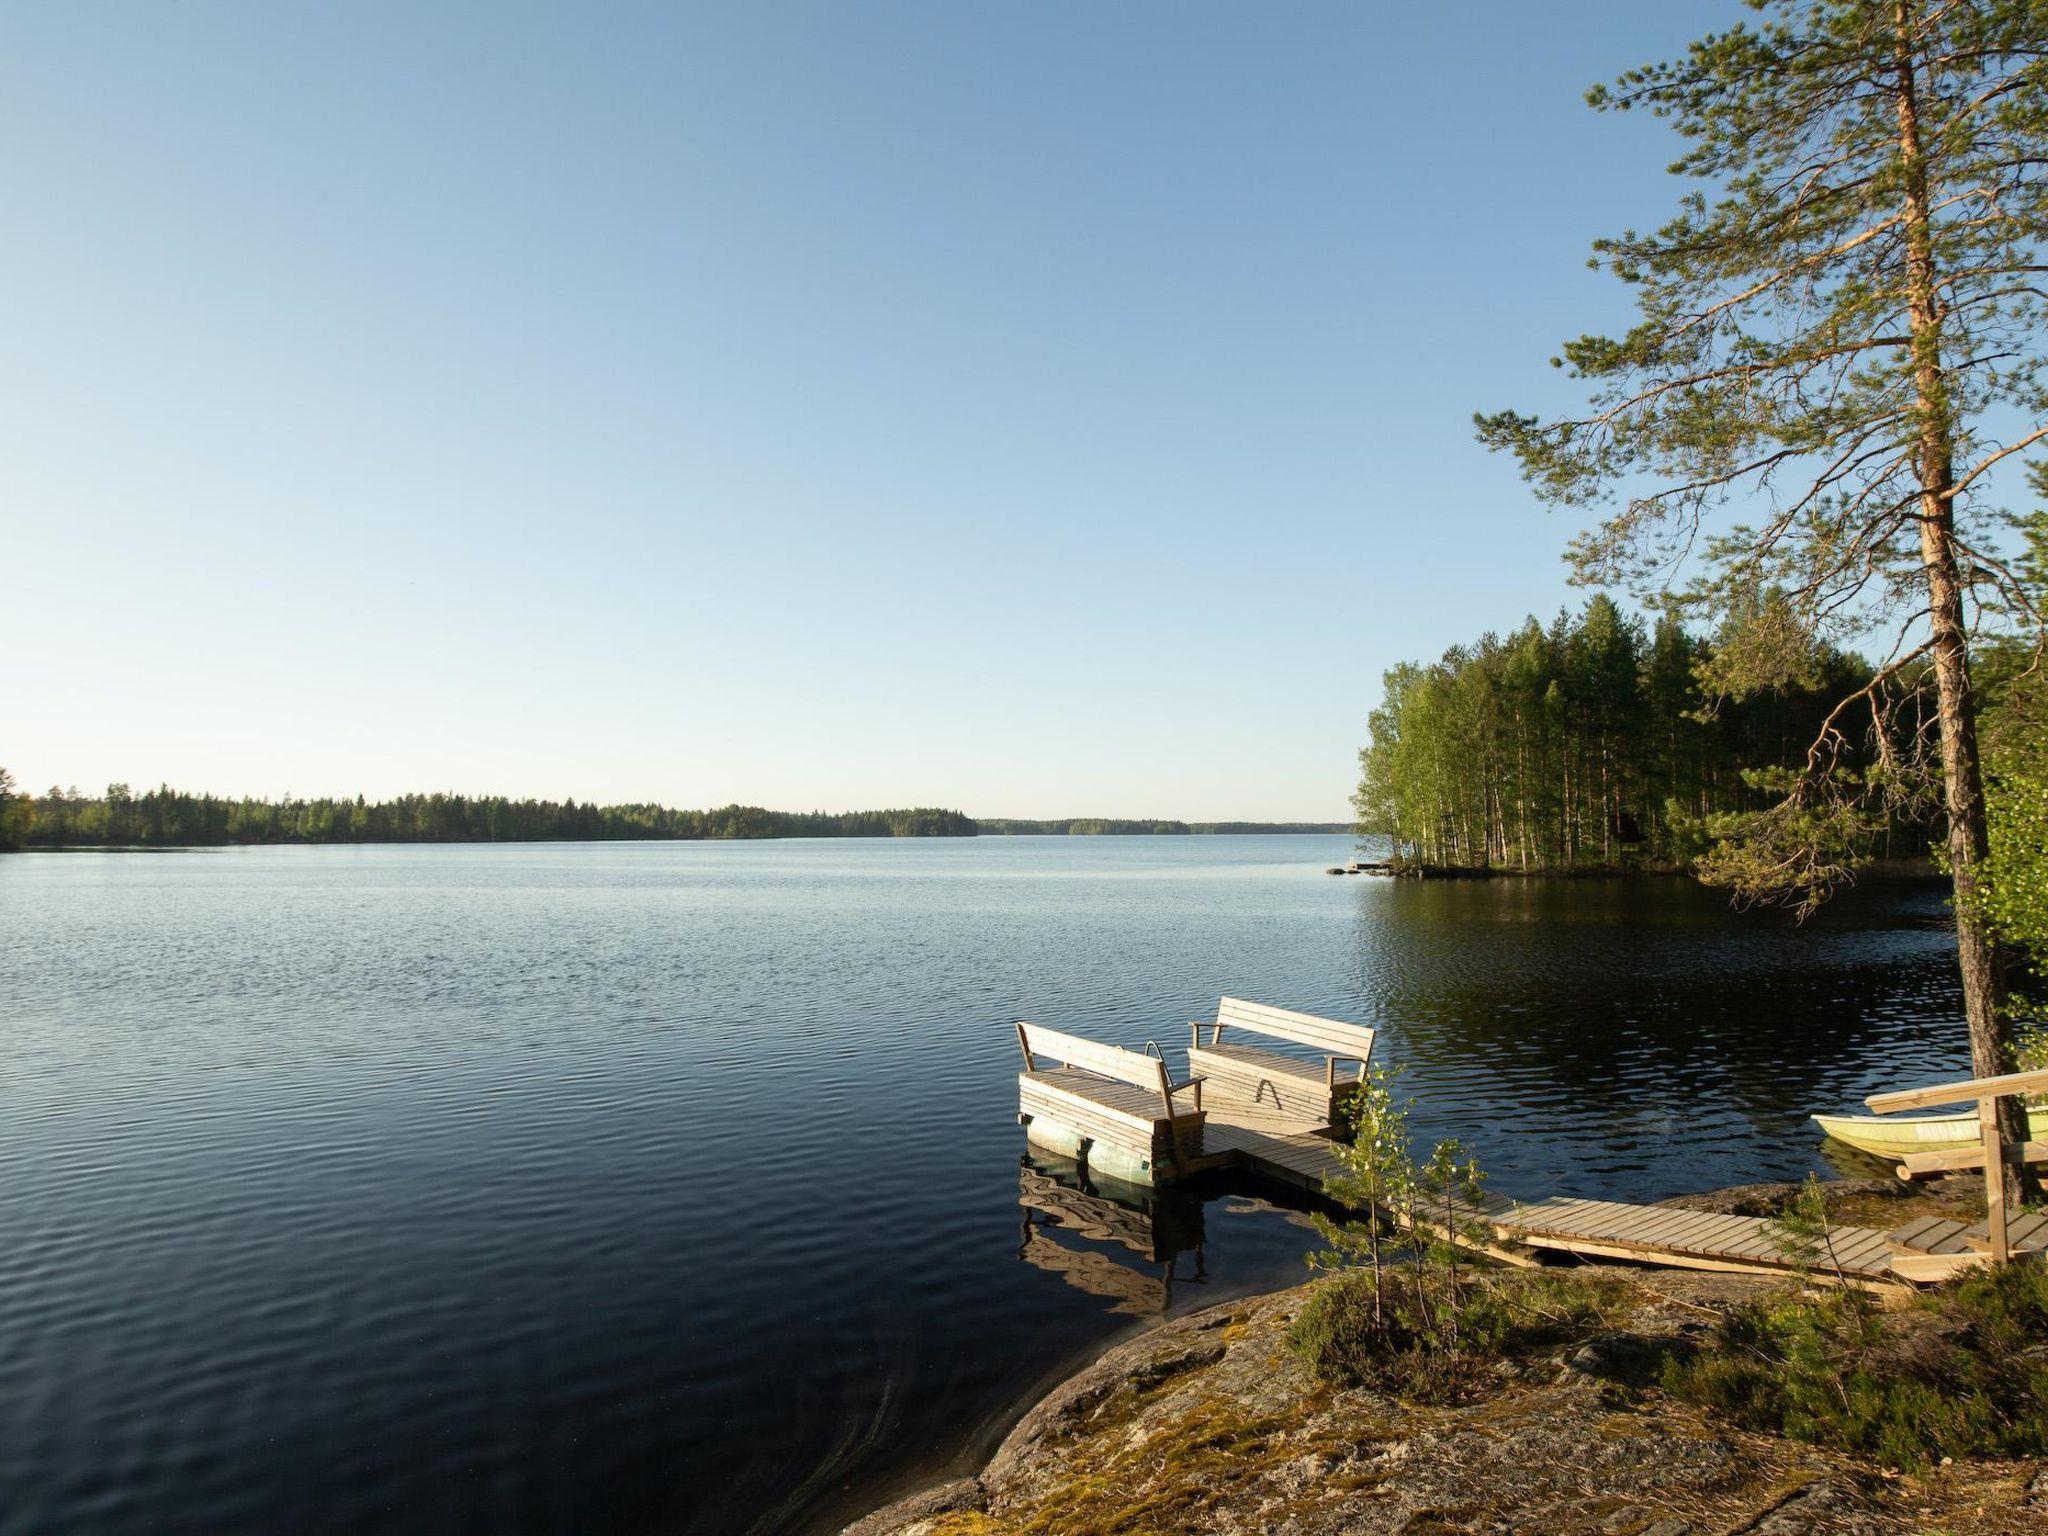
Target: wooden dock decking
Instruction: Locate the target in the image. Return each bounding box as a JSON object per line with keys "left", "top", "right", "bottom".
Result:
{"left": 1016, "top": 1003, "right": 2048, "bottom": 1291}
{"left": 1187, "top": 1115, "right": 1907, "bottom": 1282}
{"left": 1884, "top": 1210, "right": 2048, "bottom": 1282}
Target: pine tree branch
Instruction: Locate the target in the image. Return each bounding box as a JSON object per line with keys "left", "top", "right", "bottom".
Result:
{"left": 1943, "top": 423, "right": 2048, "bottom": 499}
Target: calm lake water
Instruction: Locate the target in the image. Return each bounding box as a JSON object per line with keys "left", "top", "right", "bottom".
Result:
{"left": 0, "top": 836, "right": 1970, "bottom": 1535}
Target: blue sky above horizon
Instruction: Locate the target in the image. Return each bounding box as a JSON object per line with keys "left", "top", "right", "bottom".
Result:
{"left": 5, "top": 1, "right": 1774, "bottom": 819}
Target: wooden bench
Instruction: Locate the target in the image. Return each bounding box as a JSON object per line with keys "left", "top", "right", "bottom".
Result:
{"left": 1016, "top": 1022, "right": 1206, "bottom": 1183}
{"left": 1186, "top": 996, "right": 1375, "bottom": 1130}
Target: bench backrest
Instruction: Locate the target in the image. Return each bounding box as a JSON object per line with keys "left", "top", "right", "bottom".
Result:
{"left": 1214, "top": 997, "right": 1375, "bottom": 1062}
{"left": 1017, "top": 1021, "right": 1176, "bottom": 1097}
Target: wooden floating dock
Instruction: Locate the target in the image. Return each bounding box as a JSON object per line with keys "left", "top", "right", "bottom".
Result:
{"left": 1017, "top": 1000, "right": 2048, "bottom": 1290}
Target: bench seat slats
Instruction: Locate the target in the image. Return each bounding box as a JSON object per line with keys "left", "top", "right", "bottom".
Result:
{"left": 1193, "top": 1039, "right": 1363, "bottom": 1086}
{"left": 1188, "top": 1041, "right": 1361, "bottom": 1128}
{"left": 1020, "top": 1068, "right": 1178, "bottom": 1128}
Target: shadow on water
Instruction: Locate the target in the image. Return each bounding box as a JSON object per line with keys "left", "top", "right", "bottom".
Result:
{"left": 1343, "top": 874, "right": 1967, "bottom": 1198}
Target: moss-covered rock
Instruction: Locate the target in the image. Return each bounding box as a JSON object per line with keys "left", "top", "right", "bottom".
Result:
{"left": 844, "top": 1272, "right": 2045, "bottom": 1536}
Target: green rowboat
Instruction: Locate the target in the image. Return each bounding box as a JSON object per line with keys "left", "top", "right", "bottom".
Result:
{"left": 1812, "top": 1103, "right": 2048, "bottom": 1158}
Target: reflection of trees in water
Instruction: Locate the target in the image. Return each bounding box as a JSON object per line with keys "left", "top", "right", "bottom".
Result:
{"left": 1337, "top": 878, "right": 1969, "bottom": 1181}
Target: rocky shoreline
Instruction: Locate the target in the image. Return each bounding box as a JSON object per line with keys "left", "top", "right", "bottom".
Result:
{"left": 841, "top": 1183, "right": 2044, "bottom": 1536}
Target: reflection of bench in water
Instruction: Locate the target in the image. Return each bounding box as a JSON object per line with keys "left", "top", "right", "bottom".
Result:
{"left": 1018, "top": 1160, "right": 1204, "bottom": 1259}
{"left": 1016, "top": 1159, "right": 1206, "bottom": 1316}
{"left": 1017, "top": 1229, "right": 1167, "bottom": 1317}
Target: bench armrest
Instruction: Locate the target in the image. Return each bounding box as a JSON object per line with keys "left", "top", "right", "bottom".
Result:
{"left": 1165, "top": 1074, "right": 1207, "bottom": 1114}
{"left": 1321, "top": 1053, "right": 1370, "bottom": 1088}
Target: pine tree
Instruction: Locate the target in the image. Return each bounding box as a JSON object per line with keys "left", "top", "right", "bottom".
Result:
{"left": 1477, "top": 0, "right": 2048, "bottom": 1175}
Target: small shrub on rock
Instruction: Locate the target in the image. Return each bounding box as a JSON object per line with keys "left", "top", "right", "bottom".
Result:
{"left": 1661, "top": 1259, "right": 2048, "bottom": 1468}
{"left": 1287, "top": 1266, "right": 1624, "bottom": 1403}
{"left": 1293, "top": 1067, "right": 1629, "bottom": 1403}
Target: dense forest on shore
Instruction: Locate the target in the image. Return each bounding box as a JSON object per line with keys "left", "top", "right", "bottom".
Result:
{"left": 1353, "top": 596, "right": 1923, "bottom": 872}
{"left": 976, "top": 819, "right": 1347, "bottom": 835}
{"left": 0, "top": 778, "right": 1348, "bottom": 848}
{"left": 0, "top": 781, "right": 975, "bottom": 846}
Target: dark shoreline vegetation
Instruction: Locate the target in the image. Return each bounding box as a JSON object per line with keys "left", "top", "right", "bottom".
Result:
{"left": 0, "top": 778, "right": 1346, "bottom": 848}
{"left": 1353, "top": 595, "right": 2045, "bottom": 881}
{"left": 0, "top": 785, "right": 980, "bottom": 846}
{"left": 1354, "top": 595, "right": 1919, "bottom": 875}
{"left": 977, "top": 818, "right": 1348, "bottom": 836}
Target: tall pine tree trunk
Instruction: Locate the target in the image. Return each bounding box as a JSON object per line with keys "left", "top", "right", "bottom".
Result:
{"left": 1892, "top": 4, "right": 2023, "bottom": 1191}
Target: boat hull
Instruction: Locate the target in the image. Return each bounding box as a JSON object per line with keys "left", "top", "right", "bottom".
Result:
{"left": 1812, "top": 1104, "right": 2048, "bottom": 1157}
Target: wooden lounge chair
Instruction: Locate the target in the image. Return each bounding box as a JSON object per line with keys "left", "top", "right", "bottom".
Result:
{"left": 1186, "top": 996, "right": 1375, "bottom": 1130}
{"left": 1016, "top": 1022, "right": 1205, "bottom": 1183}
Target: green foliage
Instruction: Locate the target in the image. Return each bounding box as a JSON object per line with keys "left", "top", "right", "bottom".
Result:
{"left": 1688, "top": 787, "right": 1883, "bottom": 916}
{"left": 1761, "top": 1173, "right": 1837, "bottom": 1277}
{"left": 1761, "top": 1174, "right": 1882, "bottom": 1345}
{"left": 1287, "top": 1268, "right": 1412, "bottom": 1389}
{"left": 1662, "top": 1262, "right": 2048, "bottom": 1469}
{"left": 973, "top": 819, "right": 1347, "bottom": 835}
{"left": 1965, "top": 489, "right": 2048, "bottom": 1037}
{"left": 1481, "top": 0, "right": 2048, "bottom": 606}
{"left": 1980, "top": 720, "right": 2048, "bottom": 1042}
{"left": 7, "top": 785, "right": 978, "bottom": 846}
{"left": 1476, "top": 0, "right": 2048, "bottom": 913}
{"left": 0, "top": 767, "right": 27, "bottom": 851}
{"left": 1297, "top": 1067, "right": 1549, "bottom": 1400}
{"left": 1310, "top": 1065, "right": 1415, "bottom": 1330}
{"left": 1448, "top": 1268, "right": 1622, "bottom": 1358}
{"left": 1287, "top": 1265, "right": 1623, "bottom": 1404}
{"left": 1354, "top": 599, "right": 1895, "bottom": 872}
{"left": 6, "top": 790, "right": 1346, "bottom": 850}
{"left": 975, "top": 818, "right": 1192, "bottom": 835}
{"left": 1182, "top": 822, "right": 1351, "bottom": 835}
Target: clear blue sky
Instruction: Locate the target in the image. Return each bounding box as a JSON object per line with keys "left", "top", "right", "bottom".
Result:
{"left": 2, "top": 1, "right": 1738, "bottom": 820}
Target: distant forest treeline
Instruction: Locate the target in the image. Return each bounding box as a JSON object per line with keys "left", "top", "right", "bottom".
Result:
{"left": 2, "top": 783, "right": 976, "bottom": 846}
{"left": 1354, "top": 596, "right": 1927, "bottom": 872}
{"left": 977, "top": 819, "right": 1348, "bottom": 835}
{"left": 0, "top": 779, "right": 1346, "bottom": 848}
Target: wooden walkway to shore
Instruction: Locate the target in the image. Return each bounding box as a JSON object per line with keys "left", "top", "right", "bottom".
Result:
{"left": 1193, "top": 1116, "right": 1911, "bottom": 1282}
{"left": 1016, "top": 1003, "right": 2048, "bottom": 1290}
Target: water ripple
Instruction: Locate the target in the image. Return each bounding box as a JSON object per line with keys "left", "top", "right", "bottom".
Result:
{"left": 0, "top": 840, "right": 1967, "bottom": 1536}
